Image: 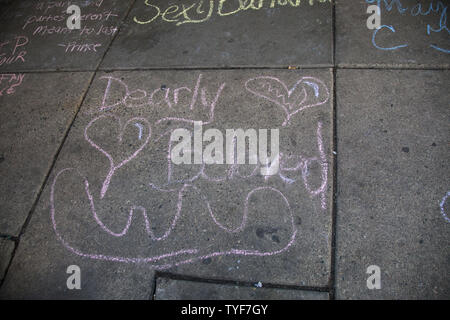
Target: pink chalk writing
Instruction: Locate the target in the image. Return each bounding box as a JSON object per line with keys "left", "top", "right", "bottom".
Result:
{"left": 51, "top": 168, "right": 296, "bottom": 268}
{"left": 245, "top": 76, "right": 329, "bottom": 126}
{"left": 98, "top": 74, "right": 227, "bottom": 126}
{"left": 50, "top": 75, "right": 330, "bottom": 269}
{"left": 36, "top": 0, "right": 104, "bottom": 14}
{"left": 58, "top": 42, "right": 102, "bottom": 53}
{"left": 0, "top": 36, "right": 28, "bottom": 66}
{"left": 2, "top": 0, "right": 119, "bottom": 63}
{"left": 0, "top": 73, "right": 25, "bottom": 96}
{"left": 84, "top": 114, "right": 152, "bottom": 199}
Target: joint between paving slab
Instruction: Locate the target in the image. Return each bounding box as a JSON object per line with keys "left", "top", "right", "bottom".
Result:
{"left": 154, "top": 272, "right": 330, "bottom": 294}
{"left": 0, "top": 234, "right": 18, "bottom": 242}
{"left": 0, "top": 244, "right": 17, "bottom": 289}
{"left": 97, "top": 65, "right": 336, "bottom": 72}
{"left": 328, "top": 68, "right": 338, "bottom": 301}
{"left": 327, "top": 0, "right": 337, "bottom": 301}
{"left": 93, "top": 0, "right": 138, "bottom": 72}
{"left": 4, "top": 64, "right": 450, "bottom": 73}
{"left": 0, "top": 66, "right": 336, "bottom": 74}
{"left": 150, "top": 274, "right": 158, "bottom": 300}
{"left": 20, "top": 72, "right": 96, "bottom": 234}
{"left": 4, "top": 64, "right": 450, "bottom": 74}
{"left": 331, "top": 0, "right": 336, "bottom": 67}
{"left": 337, "top": 64, "right": 450, "bottom": 70}
{"left": 0, "top": 71, "right": 97, "bottom": 291}
{"left": 3, "top": 0, "right": 137, "bottom": 245}
{"left": 0, "top": 0, "right": 138, "bottom": 292}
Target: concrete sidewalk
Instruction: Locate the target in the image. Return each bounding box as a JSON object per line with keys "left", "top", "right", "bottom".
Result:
{"left": 0, "top": 0, "right": 448, "bottom": 299}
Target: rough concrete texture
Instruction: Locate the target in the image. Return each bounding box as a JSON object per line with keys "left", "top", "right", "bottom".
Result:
{"left": 154, "top": 278, "right": 329, "bottom": 299}
{"left": 100, "top": 0, "right": 332, "bottom": 69}
{"left": 336, "top": 0, "right": 450, "bottom": 67}
{"left": 0, "top": 0, "right": 14, "bottom": 18}
{"left": 0, "top": 69, "right": 333, "bottom": 298}
{"left": 0, "top": 238, "right": 15, "bottom": 281}
{"left": 0, "top": 72, "right": 93, "bottom": 236}
{"left": 0, "top": 0, "right": 133, "bottom": 71}
{"left": 0, "top": 221, "right": 155, "bottom": 299}
{"left": 0, "top": 0, "right": 448, "bottom": 301}
{"left": 336, "top": 69, "right": 450, "bottom": 299}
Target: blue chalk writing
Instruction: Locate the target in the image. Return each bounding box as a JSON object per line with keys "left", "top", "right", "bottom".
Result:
{"left": 440, "top": 191, "right": 450, "bottom": 223}
{"left": 372, "top": 25, "right": 408, "bottom": 50}
{"left": 304, "top": 81, "right": 320, "bottom": 97}
{"left": 366, "top": 0, "right": 449, "bottom": 53}
{"left": 427, "top": 3, "right": 450, "bottom": 52}
{"left": 365, "top": 0, "right": 408, "bottom": 14}
{"left": 134, "top": 123, "right": 143, "bottom": 140}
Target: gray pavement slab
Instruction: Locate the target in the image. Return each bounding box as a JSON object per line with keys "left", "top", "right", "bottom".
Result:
{"left": 154, "top": 277, "right": 329, "bottom": 299}
{"left": 0, "top": 238, "right": 15, "bottom": 282}
{"left": 0, "top": 0, "right": 13, "bottom": 9}
{"left": 0, "top": 69, "right": 333, "bottom": 298}
{"left": 336, "top": 0, "right": 450, "bottom": 67}
{"left": 0, "top": 71, "right": 93, "bottom": 236}
{"left": 0, "top": 0, "right": 133, "bottom": 72}
{"left": 100, "top": 0, "right": 333, "bottom": 69}
{"left": 0, "top": 0, "right": 14, "bottom": 19}
{"left": 336, "top": 69, "right": 450, "bottom": 299}
{"left": 0, "top": 233, "right": 154, "bottom": 299}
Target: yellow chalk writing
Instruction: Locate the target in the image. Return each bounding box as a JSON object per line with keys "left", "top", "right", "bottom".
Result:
{"left": 133, "top": 0, "right": 331, "bottom": 26}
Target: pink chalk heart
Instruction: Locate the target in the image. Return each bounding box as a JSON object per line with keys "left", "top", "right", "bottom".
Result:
{"left": 245, "top": 76, "right": 329, "bottom": 126}
{"left": 84, "top": 114, "right": 151, "bottom": 198}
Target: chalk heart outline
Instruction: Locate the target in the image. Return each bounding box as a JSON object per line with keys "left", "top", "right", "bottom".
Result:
{"left": 84, "top": 114, "right": 152, "bottom": 199}
{"left": 50, "top": 167, "right": 297, "bottom": 268}
{"left": 245, "top": 76, "right": 329, "bottom": 126}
